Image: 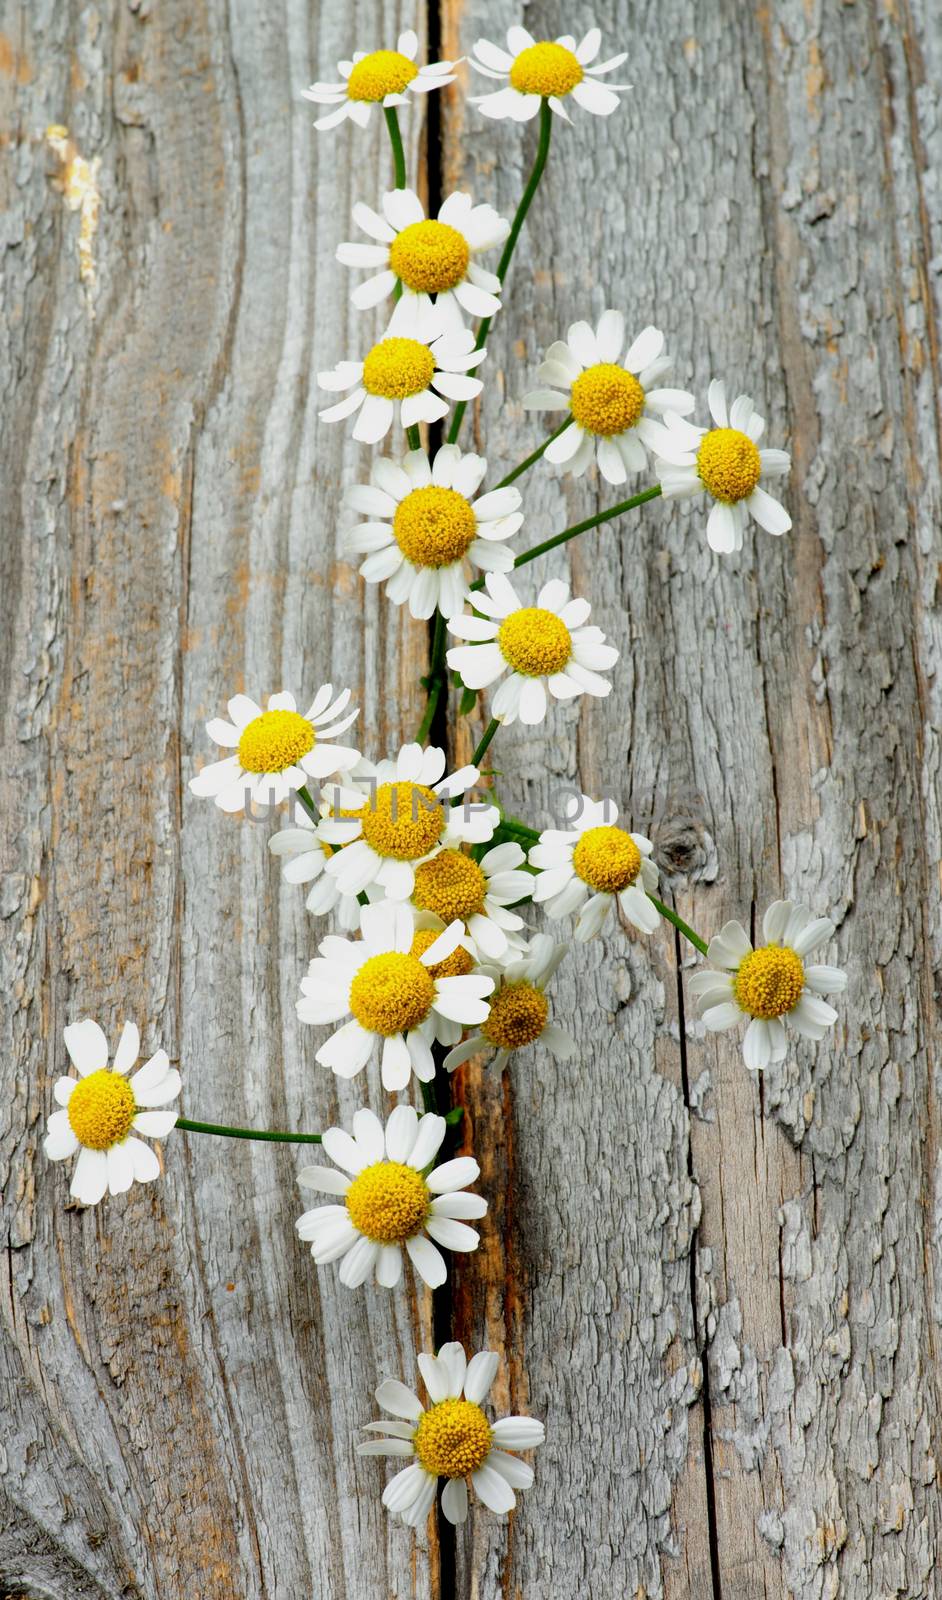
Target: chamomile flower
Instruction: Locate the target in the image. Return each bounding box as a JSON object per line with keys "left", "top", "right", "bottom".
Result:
{"left": 296, "top": 1106, "right": 486, "bottom": 1290}
{"left": 269, "top": 804, "right": 370, "bottom": 931}
{"left": 655, "top": 379, "right": 792, "bottom": 554}
{"left": 470, "top": 25, "right": 629, "bottom": 123}
{"left": 298, "top": 902, "right": 494, "bottom": 1091}
{"left": 303, "top": 31, "right": 458, "bottom": 132}
{"left": 411, "top": 841, "right": 533, "bottom": 962}
{"left": 687, "top": 900, "right": 847, "bottom": 1072}
{"left": 444, "top": 934, "right": 575, "bottom": 1075}
{"left": 43, "top": 1020, "right": 181, "bottom": 1206}
{"left": 359, "top": 1341, "right": 545, "bottom": 1526}
{"left": 338, "top": 190, "right": 510, "bottom": 340}
{"left": 319, "top": 743, "right": 499, "bottom": 902}
{"left": 446, "top": 573, "right": 618, "bottom": 726}
{"left": 343, "top": 445, "right": 523, "bottom": 621}
{"left": 529, "top": 795, "right": 659, "bottom": 942}
{"left": 523, "top": 316, "right": 694, "bottom": 485}
{"left": 189, "top": 687, "right": 360, "bottom": 813}
{"left": 317, "top": 328, "right": 486, "bottom": 444}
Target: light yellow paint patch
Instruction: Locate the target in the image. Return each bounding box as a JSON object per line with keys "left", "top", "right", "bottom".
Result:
{"left": 46, "top": 124, "right": 101, "bottom": 300}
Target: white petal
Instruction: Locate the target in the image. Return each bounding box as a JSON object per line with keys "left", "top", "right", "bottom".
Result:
{"left": 63, "top": 1019, "right": 108, "bottom": 1077}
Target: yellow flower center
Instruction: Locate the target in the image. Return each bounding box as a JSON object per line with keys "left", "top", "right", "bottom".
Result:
{"left": 349, "top": 951, "right": 435, "bottom": 1035}
{"left": 569, "top": 363, "right": 646, "bottom": 437}
{"left": 67, "top": 1070, "right": 136, "bottom": 1150}
{"left": 344, "top": 1160, "right": 429, "bottom": 1243}
{"left": 346, "top": 49, "right": 418, "bottom": 103}
{"left": 362, "top": 337, "right": 436, "bottom": 400}
{"left": 393, "top": 486, "right": 478, "bottom": 568}
{"left": 413, "top": 1398, "right": 492, "bottom": 1478}
{"left": 412, "top": 850, "right": 487, "bottom": 922}
{"left": 696, "top": 428, "right": 762, "bottom": 503}
{"left": 237, "top": 709, "right": 315, "bottom": 774}
{"left": 359, "top": 781, "right": 445, "bottom": 860}
{"left": 410, "top": 928, "right": 476, "bottom": 979}
{"left": 733, "top": 945, "right": 805, "bottom": 1020}
{"left": 509, "top": 41, "right": 584, "bottom": 98}
{"left": 572, "top": 825, "right": 642, "bottom": 893}
{"left": 482, "top": 981, "right": 548, "bottom": 1051}
{"left": 497, "top": 608, "right": 572, "bottom": 677}
{"left": 389, "top": 219, "right": 471, "bottom": 294}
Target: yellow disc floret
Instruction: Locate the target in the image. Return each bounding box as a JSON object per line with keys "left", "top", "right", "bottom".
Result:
{"left": 696, "top": 428, "right": 762, "bottom": 503}
{"left": 359, "top": 781, "right": 445, "bottom": 860}
{"left": 237, "top": 709, "right": 316, "bottom": 774}
{"left": 482, "top": 981, "right": 548, "bottom": 1051}
{"left": 572, "top": 825, "right": 642, "bottom": 893}
{"left": 413, "top": 1398, "right": 492, "bottom": 1478}
{"left": 569, "top": 364, "right": 646, "bottom": 436}
{"left": 509, "top": 41, "right": 584, "bottom": 98}
{"left": 389, "top": 220, "right": 471, "bottom": 294}
{"left": 733, "top": 945, "right": 805, "bottom": 1019}
{"left": 498, "top": 608, "right": 572, "bottom": 677}
{"left": 67, "top": 1070, "right": 136, "bottom": 1150}
{"left": 393, "top": 486, "right": 478, "bottom": 568}
{"left": 345, "top": 1160, "right": 429, "bottom": 1243}
{"left": 362, "top": 337, "right": 436, "bottom": 400}
{"left": 412, "top": 850, "right": 487, "bottom": 922}
{"left": 410, "top": 928, "right": 476, "bottom": 979}
{"left": 346, "top": 50, "right": 418, "bottom": 103}
{"left": 349, "top": 951, "right": 435, "bottom": 1035}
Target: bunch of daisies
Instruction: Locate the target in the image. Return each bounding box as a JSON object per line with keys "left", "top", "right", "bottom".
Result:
{"left": 42, "top": 16, "right": 848, "bottom": 1553}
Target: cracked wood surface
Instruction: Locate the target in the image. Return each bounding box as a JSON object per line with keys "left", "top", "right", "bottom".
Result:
{"left": 2, "top": 2, "right": 941, "bottom": 1598}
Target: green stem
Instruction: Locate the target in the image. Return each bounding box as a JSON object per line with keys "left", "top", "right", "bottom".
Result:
{"left": 470, "top": 717, "right": 500, "bottom": 769}
{"left": 406, "top": 423, "right": 421, "bottom": 451}
{"left": 447, "top": 99, "right": 553, "bottom": 445}
{"left": 494, "top": 419, "right": 573, "bottom": 489}
{"left": 419, "top": 1081, "right": 437, "bottom": 1116}
{"left": 648, "top": 895, "right": 709, "bottom": 956}
{"left": 296, "top": 784, "right": 319, "bottom": 822}
{"left": 176, "top": 1117, "right": 322, "bottom": 1144}
{"left": 470, "top": 485, "right": 662, "bottom": 591}
{"left": 416, "top": 612, "right": 448, "bottom": 742}
{"left": 384, "top": 106, "right": 407, "bottom": 188}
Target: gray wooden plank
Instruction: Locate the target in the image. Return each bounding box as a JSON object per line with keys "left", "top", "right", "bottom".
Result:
{"left": 440, "top": 1, "right": 942, "bottom": 1596}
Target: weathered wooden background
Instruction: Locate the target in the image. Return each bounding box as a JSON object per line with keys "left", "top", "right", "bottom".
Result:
{"left": 2, "top": 0, "right": 941, "bottom": 1596}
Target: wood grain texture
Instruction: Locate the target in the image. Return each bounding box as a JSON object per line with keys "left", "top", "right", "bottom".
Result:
{"left": 1, "top": 1, "right": 940, "bottom": 1598}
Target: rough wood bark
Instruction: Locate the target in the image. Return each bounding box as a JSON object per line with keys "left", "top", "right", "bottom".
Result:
{"left": 1, "top": 1, "right": 941, "bottom": 1598}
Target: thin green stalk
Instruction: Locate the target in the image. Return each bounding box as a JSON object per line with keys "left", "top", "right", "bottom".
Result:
{"left": 494, "top": 419, "right": 573, "bottom": 489}
{"left": 648, "top": 895, "right": 709, "bottom": 956}
{"left": 296, "top": 784, "right": 319, "bottom": 822}
{"left": 447, "top": 100, "right": 553, "bottom": 445}
{"left": 469, "top": 485, "right": 662, "bottom": 591}
{"left": 470, "top": 717, "right": 500, "bottom": 769}
{"left": 406, "top": 423, "right": 421, "bottom": 451}
{"left": 384, "top": 106, "right": 407, "bottom": 188}
{"left": 419, "top": 1081, "right": 437, "bottom": 1116}
{"left": 177, "top": 1117, "right": 322, "bottom": 1144}
{"left": 416, "top": 611, "right": 448, "bottom": 742}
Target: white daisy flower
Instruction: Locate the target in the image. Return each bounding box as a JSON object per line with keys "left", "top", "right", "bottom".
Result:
{"left": 446, "top": 573, "right": 618, "bottom": 726}
{"left": 319, "top": 742, "right": 500, "bottom": 903}
{"left": 338, "top": 189, "right": 510, "bottom": 340}
{"left": 188, "top": 687, "right": 360, "bottom": 814}
{"left": 470, "top": 25, "right": 629, "bottom": 123}
{"left": 523, "top": 315, "right": 694, "bottom": 485}
{"left": 43, "top": 1019, "right": 181, "bottom": 1206}
{"left": 298, "top": 902, "right": 495, "bottom": 1091}
{"left": 359, "top": 1341, "right": 545, "bottom": 1526}
{"left": 303, "top": 30, "right": 458, "bottom": 132}
{"left": 687, "top": 900, "right": 847, "bottom": 1072}
{"left": 343, "top": 445, "right": 523, "bottom": 621}
{"left": 529, "top": 794, "right": 659, "bottom": 942}
{"left": 444, "top": 934, "right": 575, "bottom": 1076}
{"left": 655, "top": 379, "right": 792, "bottom": 554}
{"left": 296, "top": 1106, "right": 486, "bottom": 1290}
{"left": 269, "top": 803, "right": 370, "bottom": 931}
{"left": 317, "top": 327, "right": 486, "bottom": 445}
{"left": 411, "top": 840, "right": 533, "bottom": 963}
